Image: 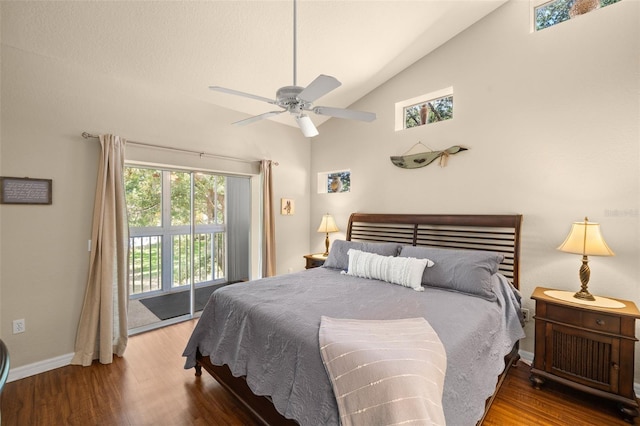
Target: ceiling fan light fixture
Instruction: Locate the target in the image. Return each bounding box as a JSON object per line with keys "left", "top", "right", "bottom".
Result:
{"left": 295, "top": 114, "right": 319, "bottom": 138}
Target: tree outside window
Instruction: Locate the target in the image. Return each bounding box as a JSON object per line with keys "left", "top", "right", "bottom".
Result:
{"left": 535, "top": 0, "right": 622, "bottom": 31}
{"left": 404, "top": 95, "right": 453, "bottom": 129}
{"left": 125, "top": 166, "right": 227, "bottom": 295}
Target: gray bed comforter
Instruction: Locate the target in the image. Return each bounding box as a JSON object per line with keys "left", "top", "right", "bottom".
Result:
{"left": 183, "top": 267, "right": 525, "bottom": 426}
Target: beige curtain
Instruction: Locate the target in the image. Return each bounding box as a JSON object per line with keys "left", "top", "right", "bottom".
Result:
{"left": 261, "top": 160, "right": 276, "bottom": 277}
{"left": 71, "top": 134, "right": 129, "bottom": 366}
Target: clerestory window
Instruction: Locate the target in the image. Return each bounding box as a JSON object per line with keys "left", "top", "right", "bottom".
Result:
{"left": 404, "top": 96, "right": 454, "bottom": 129}
{"left": 395, "top": 87, "right": 454, "bottom": 131}
{"left": 534, "top": 0, "right": 622, "bottom": 31}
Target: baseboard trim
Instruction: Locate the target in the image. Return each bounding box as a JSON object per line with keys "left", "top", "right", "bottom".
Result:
{"left": 519, "top": 349, "right": 533, "bottom": 364}
{"left": 518, "top": 349, "right": 640, "bottom": 396}
{"left": 7, "top": 352, "right": 74, "bottom": 383}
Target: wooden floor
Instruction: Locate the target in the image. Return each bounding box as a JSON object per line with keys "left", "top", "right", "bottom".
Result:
{"left": 1, "top": 319, "right": 635, "bottom": 426}
{"left": 483, "top": 362, "right": 635, "bottom": 425}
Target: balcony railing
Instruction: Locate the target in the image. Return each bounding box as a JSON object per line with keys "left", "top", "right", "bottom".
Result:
{"left": 129, "top": 232, "right": 225, "bottom": 296}
{"left": 130, "top": 236, "right": 162, "bottom": 294}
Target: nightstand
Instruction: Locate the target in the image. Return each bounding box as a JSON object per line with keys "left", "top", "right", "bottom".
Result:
{"left": 530, "top": 286, "right": 640, "bottom": 422}
{"left": 303, "top": 253, "right": 327, "bottom": 269}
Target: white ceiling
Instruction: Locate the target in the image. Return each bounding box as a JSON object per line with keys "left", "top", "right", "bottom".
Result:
{"left": 1, "top": 0, "right": 507, "bottom": 128}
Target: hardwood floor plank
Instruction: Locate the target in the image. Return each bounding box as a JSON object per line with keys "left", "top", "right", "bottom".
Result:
{"left": 484, "top": 362, "right": 634, "bottom": 426}
{"left": 1, "top": 320, "right": 635, "bottom": 425}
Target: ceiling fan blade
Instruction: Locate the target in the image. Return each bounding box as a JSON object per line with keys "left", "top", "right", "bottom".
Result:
{"left": 313, "top": 106, "right": 376, "bottom": 122}
{"left": 295, "top": 114, "right": 319, "bottom": 138}
{"left": 233, "top": 110, "right": 285, "bottom": 126}
{"left": 298, "top": 75, "right": 341, "bottom": 103}
{"left": 210, "top": 86, "right": 276, "bottom": 105}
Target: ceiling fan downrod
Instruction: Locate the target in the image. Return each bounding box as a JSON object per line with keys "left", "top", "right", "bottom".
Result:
{"left": 293, "top": 0, "right": 297, "bottom": 87}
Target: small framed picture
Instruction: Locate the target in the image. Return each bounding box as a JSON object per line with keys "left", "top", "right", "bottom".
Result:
{"left": 281, "top": 198, "right": 295, "bottom": 215}
{"left": 0, "top": 177, "right": 52, "bottom": 205}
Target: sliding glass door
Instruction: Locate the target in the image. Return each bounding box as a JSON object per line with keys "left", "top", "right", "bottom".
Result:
{"left": 125, "top": 166, "right": 250, "bottom": 333}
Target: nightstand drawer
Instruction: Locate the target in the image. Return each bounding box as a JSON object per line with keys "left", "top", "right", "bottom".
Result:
{"left": 547, "top": 304, "right": 620, "bottom": 334}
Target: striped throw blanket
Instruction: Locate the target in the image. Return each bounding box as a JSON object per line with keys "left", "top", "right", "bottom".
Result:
{"left": 319, "top": 316, "right": 447, "bottom": 426}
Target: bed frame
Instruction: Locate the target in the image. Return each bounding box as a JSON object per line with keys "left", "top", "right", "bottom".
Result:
{"left": 194, "top": 213, "right": 523, "bottom": 425}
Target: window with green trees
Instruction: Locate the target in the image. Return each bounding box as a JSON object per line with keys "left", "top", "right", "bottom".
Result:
{"left": 404, "top": 95, "right": 454, "bottom": 129}
{"left": 327, "top": 171, "right": 350, "bottom": 193}
{"left": 535, "top": 0, "right": 622, "bottom": 31}
{"left": 125, "top": 167, "right": 226, "bottom": 296}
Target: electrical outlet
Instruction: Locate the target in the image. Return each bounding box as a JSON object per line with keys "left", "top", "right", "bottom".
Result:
{"left": 522, "top": 308, "right": 531, "bottom": 322}
{"left": 13, "top": 318, "right": 26, "bottom": 334}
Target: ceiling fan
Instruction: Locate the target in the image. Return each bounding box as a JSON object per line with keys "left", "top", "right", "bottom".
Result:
{"left": 209, "top": 0, "right": 376, "bottom": 138}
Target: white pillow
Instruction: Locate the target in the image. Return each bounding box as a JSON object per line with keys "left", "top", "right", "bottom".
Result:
{"left": 344, "top": 249, "right": 434, "bottom": 291}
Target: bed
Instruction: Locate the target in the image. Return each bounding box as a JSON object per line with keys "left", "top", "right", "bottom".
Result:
{"left": 183, "top": 213, "right": 524, "bottom": 425}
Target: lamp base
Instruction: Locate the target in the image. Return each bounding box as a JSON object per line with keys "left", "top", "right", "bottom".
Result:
{"left": 323, "top": 233, "right": 330, "bottom": 257}
{"left": 573, "top": 289, "right": 596, "bottom": 301}
{"left": 574, "top": 255, "right": 596, "bottom": 301}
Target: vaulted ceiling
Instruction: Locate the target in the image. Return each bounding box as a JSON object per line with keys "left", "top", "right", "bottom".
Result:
{"left": 1, "top": 0, "right": 507, "bottom": 128}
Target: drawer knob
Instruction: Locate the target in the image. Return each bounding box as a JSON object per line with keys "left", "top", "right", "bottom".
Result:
{"left": 596, "top": 319, "right": 605, "bottom": 326}
{"left": 612, "top": 362, "right": 619, "bottom": 370}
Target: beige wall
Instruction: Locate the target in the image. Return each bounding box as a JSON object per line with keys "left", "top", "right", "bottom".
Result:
{"left": 0, "top": 45, "right": 311, "bottom": 368}
{"left": 311, "top": 1, "right": 640, "bottom": 378}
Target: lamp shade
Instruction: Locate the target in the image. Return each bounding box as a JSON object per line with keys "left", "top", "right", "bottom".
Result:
{"left": 317, "top": 214, "right": 339, "bottom": 234}
{"left": 557, "top": 217, "right": 614, "bottom": 257}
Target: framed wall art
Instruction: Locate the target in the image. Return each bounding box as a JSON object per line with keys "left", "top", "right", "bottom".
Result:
{"left": 0, "top": 177, "right": 52, "bottom": 205}
{"left": 281, "top": 198, "right": 295, "bottom": 215}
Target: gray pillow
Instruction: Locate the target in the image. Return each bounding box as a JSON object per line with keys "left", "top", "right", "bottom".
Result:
{"left": 399, "top": 246, "right": 504, "bottom": 301}
{"left": 323, "top": 240, "right": 402, "bottom": 271}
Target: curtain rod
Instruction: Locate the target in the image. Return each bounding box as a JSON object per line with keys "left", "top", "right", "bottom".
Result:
{"left": 81, "top": 132, "right": 278, "bottom": 166}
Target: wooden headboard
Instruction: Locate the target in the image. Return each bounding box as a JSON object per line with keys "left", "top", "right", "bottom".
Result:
{"left": 346, "top": 213, "right": 523, "bottom": 289}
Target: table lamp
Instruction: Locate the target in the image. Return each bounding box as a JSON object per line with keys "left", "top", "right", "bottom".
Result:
{"left": 557, "top": 217, "right": 614, "bottom": 301}
{"left": 317, "top": 213, "right": 339, "bottom": 256}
